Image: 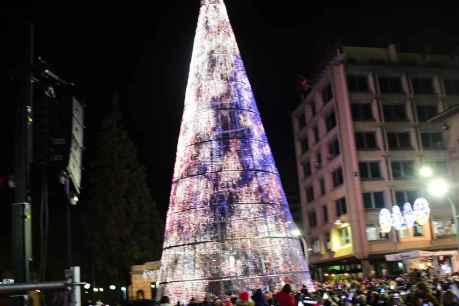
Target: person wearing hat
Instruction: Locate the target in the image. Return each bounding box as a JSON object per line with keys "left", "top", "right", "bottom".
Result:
{"left": 237, "top": 291, "right": 254, "bottom": 306}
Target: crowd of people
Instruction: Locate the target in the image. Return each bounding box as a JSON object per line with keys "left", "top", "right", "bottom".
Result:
{"left": 150, "top": 270, "right": 459, "bottom": 306}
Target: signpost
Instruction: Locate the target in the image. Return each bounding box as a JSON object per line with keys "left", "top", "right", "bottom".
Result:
{"left": 67, "top": 97, "right": 84, "bottom": 193}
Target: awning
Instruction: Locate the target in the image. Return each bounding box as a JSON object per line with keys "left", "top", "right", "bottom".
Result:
{"left": 385, "top": 250, "right": 458, "bottom": 261}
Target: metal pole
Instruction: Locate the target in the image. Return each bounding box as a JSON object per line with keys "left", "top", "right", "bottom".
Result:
{"left": 12, "top": 23, "right": 34, "bottom": 285}
{"left": 65, "top": 176, "right": 73, "bottom": 267}
{"left": 0, "top": 282, "right": 67, "bottom": 293}
{"left": 70, "top": 266, "right": 81, "bottom": 306}
{"left": 447, "top": 197, "right": 459, "bottom": 250}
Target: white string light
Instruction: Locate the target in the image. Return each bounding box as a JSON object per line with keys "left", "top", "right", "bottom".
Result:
{"left": 160, "top": 0, "right": 312, "bottom": 302}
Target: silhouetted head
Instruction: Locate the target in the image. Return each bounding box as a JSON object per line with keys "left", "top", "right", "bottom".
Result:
{"left": 282, "top": 284, "right": 292, "bottom": 293}
{"left": 160, "top": 296, "right": 170, "bottom": 304}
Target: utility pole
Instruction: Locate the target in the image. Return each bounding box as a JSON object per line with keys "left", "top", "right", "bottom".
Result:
{"left": 61, "top": 172, "right": 73, "bottom": 267}
{"left": 12, "top": 23, "right": 34, "bottom": 285}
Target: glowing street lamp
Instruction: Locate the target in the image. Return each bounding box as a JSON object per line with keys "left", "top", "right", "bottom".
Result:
{"left": 120, "top": 286, "right": 128, "bottom": 301}
{"left": 427, "top": 178, "right": 449, "bottom": 198}
{"left": 427, "top": 178, "right": 459, "bottom": 243}
{"left": 419, "top": 165, "right": 434, "bottom": 178}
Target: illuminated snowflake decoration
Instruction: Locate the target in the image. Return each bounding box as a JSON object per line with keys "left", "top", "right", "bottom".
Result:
{"left": 379, "top": 198, "right": 430, "bottom": 233}
{"left": 413, "top": 198, "right": 430, "bottom": 226}
{"left": 159, "top": 0, "right": 312, "bottom": 303}
{"left": 379, "top": 209, "right": 392, "bottom": 234}
{"left": 403, "top": 202, "right": 416, "bottom": 228}
{"left": 391, "top": 205, "right": 403, "bottom": 231}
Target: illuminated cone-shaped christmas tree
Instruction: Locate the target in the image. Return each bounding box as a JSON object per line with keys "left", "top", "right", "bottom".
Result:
{"left": 160, "top": 0, "right": 312, "bottom": 302}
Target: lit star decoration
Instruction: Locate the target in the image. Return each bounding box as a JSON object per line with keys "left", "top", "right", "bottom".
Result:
{"left": 159, "top": 0, "right": 313, "bottom": 303}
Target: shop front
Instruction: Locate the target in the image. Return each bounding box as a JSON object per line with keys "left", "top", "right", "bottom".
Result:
{"left": 385, "top": 250, "right": 459, "bottom": 275}
{"left": 310, "top": 258, "right": 364, "bottom": 281}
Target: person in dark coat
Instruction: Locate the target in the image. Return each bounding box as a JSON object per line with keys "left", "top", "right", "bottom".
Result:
{"left": 252, "top": 289, "right": 268, "bottom": 306}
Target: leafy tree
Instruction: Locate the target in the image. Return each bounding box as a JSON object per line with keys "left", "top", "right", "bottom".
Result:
{"left": 82, "top": 99, "right": 163, "bottom": 284}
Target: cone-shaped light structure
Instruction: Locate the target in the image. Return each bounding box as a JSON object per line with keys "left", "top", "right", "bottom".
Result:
{"left": 160, "top": 0, "right": 312, "bottom": 302}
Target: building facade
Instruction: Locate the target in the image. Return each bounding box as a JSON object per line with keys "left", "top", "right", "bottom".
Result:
{"left": 292, "top": 45, "right": 459, "bottom": 279}
{"left": 130, "top": 261, "right": 161, "bottom": 300}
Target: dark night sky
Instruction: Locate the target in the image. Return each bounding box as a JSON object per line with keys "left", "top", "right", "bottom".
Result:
{"left": 1, "top": 3, "right": 459, "bottom": 273}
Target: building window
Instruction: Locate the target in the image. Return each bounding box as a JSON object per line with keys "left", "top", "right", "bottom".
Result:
{"left": 351, "top": 103, "right": 374, "bottom": 121}
{"left": 315, "top": 152, "right": 322, "bottom": 169}
{"left": 399, "top": 227, "right": 410, "bottom": 238}
{"left": 301, "top": 136, "right": 309, "bottom": 153}
{"left": 413, "top": 222, "right": 424, "bottom": 237}
{"left": 347, "top": 74, "right": 368, "bottom": 92}
{"left": 309, "top": 102, "right": 316, "bottom": 117}
{"left": 325, "top": 232, "right": 332, "bottom": 251}
{"left": 355, "top": 132, "right": 377, "bottom": 150}
{"left": 424, "top": 160, "right": 448, "bottom": 175}
{"left": 323, "top": 84, "right": 333, "bottom": 103}
{"left": 400, "top": 221, "right": 425, "bottom": 238}
{"left": 311, "top": 238, "right": 321, "bottom": 253}
{"left": 298, "top": 113, "right": 306, "bottom": 129}
{"left": 308, "top": 211, "right": 317, "bottom": 228}
{"left": 363, "top": 191, "right": 385, "bottom": 209}
{"left": 359, "top": 161, "right": 382, "bottom": 180}
{"left": 323, "top": 205, "right": 329, "bottom": 224}
{"left": 320, "top": 178, "right": 326, "bottom": 195}
{"left": 335, "top": 197, "right": 347, "bottom": 216}
{"left": 328, "top": 138, "right": 340, "bottom": 158}
{"left": 395, "top": 190, "right": 418, "bottom": 205}
{"left": 444, "top": 79, "right": 459, "bottom": 95}
{"left": 387, "top": 132, "right": 411, "bottom": 150}
{"left": 432, "top": 219, "right": 456, "bottom": 238}
{"left": 412, "top": 77, "right": 433, "bottom": 94}
{"left": 326, "top": 112, "right": 337, "bottom": 132}
{"left": 366, "top": 226, "right": 378, "bottom": 241}
{"left": 366, "top": 225, "right": 389, "bottom": 241}
{"left": 313, "top": 126, "right": 319, "bottom": 144}
{"left": 338, "top": 227, "right": 351, "bottom": 246}
{"left": 379, "top": 76, "right": 402, "bottom": 93}
{"left": 391, "top": 160, "right": 415, "bottom": 179}
{"left": 417, "top": 105, "right": 437, "bottom": 122}
{"left": 421, "top": 132, "right": 444, "bottom": 150}
{"left": 306, "top": 186, "right": 314, "bottom": 203}
{"left": 383, "top": 104, "right": 407, "bottom": 121}
{"left": 332, "top": 167, "right": 344, "bottom": 187}
{"left": 303, "top": 160, "right": 311, "bottom": 177}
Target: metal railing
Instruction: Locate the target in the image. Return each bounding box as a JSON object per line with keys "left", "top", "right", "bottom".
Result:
{"left": 0, "top": 266, "right": 82, "bottom": 306}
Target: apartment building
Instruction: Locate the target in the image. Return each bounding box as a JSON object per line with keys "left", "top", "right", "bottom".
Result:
{"left": 292, "top": 45, "right": 459, "bottom": 279}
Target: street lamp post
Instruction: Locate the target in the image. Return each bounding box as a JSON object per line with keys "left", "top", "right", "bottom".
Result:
{"left": 446, "top": 197, "right": 459, "bottom": 248}
{"left": 420, "top": 166, "right": 459, "bottom": 249}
